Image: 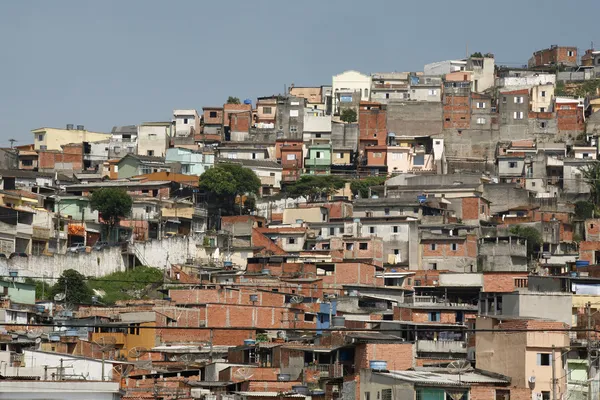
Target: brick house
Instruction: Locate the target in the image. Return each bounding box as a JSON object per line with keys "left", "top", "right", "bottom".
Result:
{"left": 528, "top": 45, "right": 578, "bottom": 68}
{"left": 358, "top": 101, "right": 387, "bottom": 150}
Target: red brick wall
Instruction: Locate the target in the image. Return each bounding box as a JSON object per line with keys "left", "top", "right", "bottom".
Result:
{"left": 358, "top": 105, "right": 387, "bottom": 148}
{"left": 443, "top": 95, "right": 471, "bottom": 129}
{"left": 483, "top": 272, "right": 528, "bottom": 292}
{"left": 321, "top": 262, "right": 382, "bottom": 287}
{"left": 393, "top": 307, "right": 475, "bottom": 323}
{"left": 470, "top": 386, "right": 531, "bottom": 400}
{"left": 580, "top": 241, "right": 600, "bottom": 263}
{"left": 230, "top": 112, "right": 251, "bottom": 133}
{"left": 224, "top": 104, "right": 252, "bottom": 128}
{"left": 586, "top": 219, "right": 600, "bottom": 241}
{"left": 38, "top": 143, "right": 83, "bottom": 171}
{"left": 203, "top": 108, "right": 223, "bottom": 125}
{"left": 366, "top": 147, "right": 387, "bottom": 167}
{"left": 557, "top": 106, "right": 584, "bottom": 134}
{"left": 532, "top": 47, "right": 577, "bottom": 66}
{"left": 354, "top": 343, "right": 413, "bottom": 371}
{"left": 462, "top": 197, "right": 483, "bottom": 221}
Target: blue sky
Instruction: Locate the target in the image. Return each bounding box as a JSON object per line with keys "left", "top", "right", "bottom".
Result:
{"left": 1, "top": 0, "right": 598, "bottom": 146}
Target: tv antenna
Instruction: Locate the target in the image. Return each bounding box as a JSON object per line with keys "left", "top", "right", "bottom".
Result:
{"left": 93, "top": 337, "right": 117, "bottom": 381}
{"left": 8, "top": 139, "right": 17, "bottom": 148}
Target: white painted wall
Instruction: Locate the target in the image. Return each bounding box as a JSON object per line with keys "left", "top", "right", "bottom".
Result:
{"left": 0, "top": 380, "right": 119, "bottom": 400}
{"left": 332, "top": 70, "right": 372, "bottom": 113}
{"left": 137, "top": 125, "right": 170, "bottom": 157}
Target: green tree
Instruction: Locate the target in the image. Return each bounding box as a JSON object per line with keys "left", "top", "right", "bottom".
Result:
{"left": 90, "top": 188, "right": 133, "bottom": 241}
{"left": 350, "top": 176, "right": 387, "bottom": 198}
{"left": 575, "top": 201, "right": 595, "bottom": 220}
{"left": 580, "top": 162, "right": 600, "bottom": 205}
{"left": 51, "top": 269, "right": 93, "bottom": 305}
{"left": 199, "top": 163, "right": 261, "bottom": 215}
{"left": 340, "top": 108, "right": 357, "bottom": 123}
{"left": 227, "top": 96, "right": 241, "bottom": 104}
{"left": 470, "top": 52, "right": 483, "bottom": 58}
{"left": 510, "top": 225, "right": 542, "bottom": 259}
{"left": 286, "top": 175, "right": 346, "bottom": 202}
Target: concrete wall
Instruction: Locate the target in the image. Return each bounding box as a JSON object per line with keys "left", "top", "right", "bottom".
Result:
{"left": 331, "top": 122, "right": 359, "bottom": 151}
{"left": 1, "top": 235, "right": 203, "bottom": 278}
{"left": 502, "top": 291, "right": 572, "bottom": 325}
{"left": 477, "top": 242, "right": 528, "bottom": 272}
{"left": 484, "top": 183, "right": 531, "bottom": 214}
{"left": 387, "top": 102, "right": 442, "bottom": 136}
{"left": 137, "top": 125, "right": 170, "bottom": 157}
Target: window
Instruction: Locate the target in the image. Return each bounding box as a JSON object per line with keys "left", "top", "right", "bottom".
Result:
{"left": 289, "top": 110, "right": 299, "bottom": 117}
{"left": 315, "top": 133, "right": 322, "bottom": 138}
{"left": 287, "top": 154, "right": 296, "bottom": 160}
{"left": 386, "top": 93, "right": 390, "bottom": 99}
{"left": 560, "top": 105, "right": 570, "bottom": 110}
{"left": 290, "top": 101, "right": 300, "bottom": 106}
{"left": 477, "top": 117, "right": 486, "bottom": 125}
{"left": 540, "top": 121, "right": 547, "bottom": 128}
{"left": 384, "top": 208, "right": 390, "bottom": 216}
{"left": 537, "top": 353, "right": 551, "bottom": 366}
{"left": 330, "top": 227, "right": 335, "bottom": 236}
{"left": 209, "top": 111, "right": 218, "bottom": 118}
{"left": 513, "top": 111, "right": 524, "bottom": 120}
{"left": 393, "top": 226, "right": 399, "bottom": 233}
{"left": 359, "top": 242, "right": 368, "bottom": 250}
{"left": 429, "top": 312, "right": 440, "bottom": 322}
{"left": 481, "top": 205, "right": 485, "bottom": 214}
{"left": 337, "top": 152, "right": 344, "bottom": 158}
{"left": 369, "top": 226, "right": 376, "bottom": 234}
{"left": 315, "top": 151, "right": 322, "bottom": 159}
{"left": 22, "top": 160, "right": 33, "bottom": 166}
{"left": 263, "top": 106, "right": 272, "bottom": 114}
{"left": 147, "top": 150, "right": 154, "bottom": 156}
{"left": 567, "top": 50, "right": 574, "bottom": 57}
{"left": 366, "top": 211, "right": 373, "bottom": 218}
{"left": 428, "top": 89, "right": 437, "bottom": 96}
{"left": 541, "top": 392, "right": 550, "bottom": 400}
{"left": 430, "top": 244, "right": 437, "bottom": 251}
{"left": 38, "top": 134, "right": 44, "bottom": 141}
{"left": 381, "top": 389, "right": 392, "bottom": 400}
{"left": 373, "top": 152, "right": 382, "bottom": 158}
{"left": 288, "top": 238, "right": 296, "bottom": 244}
{"left": 364, "top": 392, "right": 370, "bottom": 400}
{"left": 290, "top": 125, "right": 298, "bottom": 133}
{"left": 340, "top": 227, "right": 344, "bottom": 234}
{"left": 502, "top": 96, "right": 507, "bottom": 103}
{"left": 541, "top": 90, "right": 546, "bottom": 97}
{"left": 414, "top": 154, "right": 425, "bottom": 165}
{"left": 532, "top": 182, "right": 536, "bottom": 187}
{"left": 393, "top": 249, "right": 400, "bottom": 255}
{"left": 451, "top": 243, "right": 458, "bottom": 251}
{"left": 476, "top": 101, "right": 486, "bottom": 109}
{"left": 508, "top": 161, "right": 517, "bottom": 168}
{"left": 304, "top": 313, "right": 315, "bottom": 322}
{"left": 514, "top": 96, "right": 524, "bottom": 104}
{"left": 183, "top": 118, "right": 188, "bottom": 124}
{"left": 364, "top": 89, "right": 368, "bottom": 98}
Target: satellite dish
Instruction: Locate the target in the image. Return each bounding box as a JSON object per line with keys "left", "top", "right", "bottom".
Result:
{"left": 232, "top": 367, "right": 254, "bottom": 381}
{"left": 54, "top": 293, "right": 66, "bottom": 302}
{"left": 178, "top": 354, "right": 196, "bottom": 369}
{"left": 289, "top": 295, "right": 304, "bottom": 304}
{"left": 128, "top": 346, "right": 149, "bottom": 360}
{"left": 119, "top": 364, "right": 135, "bottom": 379}
{"left": 35, "top": 338, "right": 42, "bottom": 344}
{"left": 446, "top": 360, "right": 473, "bottom": 384}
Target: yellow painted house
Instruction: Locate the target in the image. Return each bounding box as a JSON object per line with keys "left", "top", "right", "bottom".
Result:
{"left": 32, "top": 125, "right": 111, "bottom": 151}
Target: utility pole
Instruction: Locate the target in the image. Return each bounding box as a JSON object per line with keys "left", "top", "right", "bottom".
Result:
{"left": 587, "top": 301, "right": 593, "bottom": 400}
{"left": 8, "top": 139, "right": 16, "bottom": 148}
{"left": 551, "top": 345, "right": 556, "bottom": 400}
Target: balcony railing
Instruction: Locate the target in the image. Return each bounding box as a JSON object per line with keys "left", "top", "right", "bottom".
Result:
{"left": 305, "top": 159, "right": 331, "bottom": 167}
{"left": 17, "top": 223, "right": 33, "bottom": 236}
{"left": 416, "top": 340, "right": 467, "bottom": 354}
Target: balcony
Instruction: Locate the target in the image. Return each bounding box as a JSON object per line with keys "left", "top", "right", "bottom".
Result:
{"left": 33, "top": 226, "right": 51, "bottom": 240}
{"left": 260, "top": 176, "right": 276, "bottom": 187}
{"left": 17, "top": 223, "right": 33, "bottom": 236}
{"left": 91, "top": 332, "right": 126, "bottom": 345}
{"left": 547, "top": 156, "right": 564, "bottom": 167}
{"left": 307, "top": 364, "right": 330, "bottom": 378}
{"left": 416, "top": 340, "right": 467, "bottom": 354}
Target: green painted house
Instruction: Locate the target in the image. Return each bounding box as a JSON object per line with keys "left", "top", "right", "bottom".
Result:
{"left": 305, "top": 144, "right": 332, "bottom": 175}
{"left": 0, "top": 279, "right": 36, "bottom": 305}
{"left": 117, "top": 154, "right": 171, "bottom": 179}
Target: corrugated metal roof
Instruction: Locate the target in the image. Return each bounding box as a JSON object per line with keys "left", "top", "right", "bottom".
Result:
{"left": 376, "top": 370, "right": 508, "bottom": 385}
